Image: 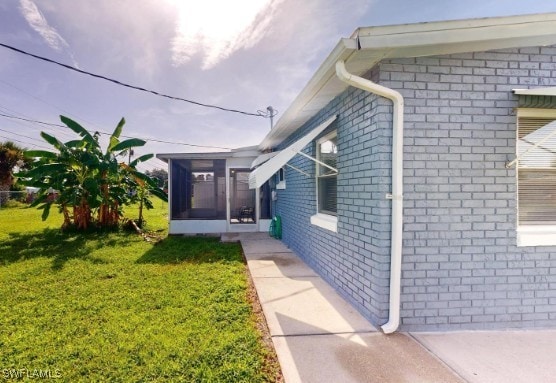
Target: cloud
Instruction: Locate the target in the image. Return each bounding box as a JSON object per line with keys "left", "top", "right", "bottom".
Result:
{"left": 18, "top": 0, "right": 78, "bottom": 66}
{"left": 170, "top": 0, "right": 283, "bottom": 69}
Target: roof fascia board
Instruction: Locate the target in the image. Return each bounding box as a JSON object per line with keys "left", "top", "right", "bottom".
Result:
{"left": 375, "top": 35, "right": 556, "bottom": 60}
{"left": 356, "top": 12, "right": 556, "bottom": 40}
{"left": 357, "top": 20, "right": 556, "bottom": 55}
{"left": 157, "top": 146, "right": 259, "bottom": 162}
{"left": 156, "top": 152, "right": 233, "bottom": 161}
{"left": 258, "top": 12, "right": 556, "bottom": 151}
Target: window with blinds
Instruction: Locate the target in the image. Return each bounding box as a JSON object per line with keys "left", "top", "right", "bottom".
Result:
{"left": 317, "top": 131, "right": 337, "bottom": 216}
{"left": 517, "top": 112, "right": 556, "bottom": 226}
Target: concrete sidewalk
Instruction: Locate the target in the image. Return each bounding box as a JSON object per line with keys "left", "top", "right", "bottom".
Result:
{"left": 223, "top": 232, "right": 556, "bottom": 383}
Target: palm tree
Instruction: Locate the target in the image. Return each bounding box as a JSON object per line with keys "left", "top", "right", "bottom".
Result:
{"left": 0, "top": 141, "right": 26, "bottom": 205}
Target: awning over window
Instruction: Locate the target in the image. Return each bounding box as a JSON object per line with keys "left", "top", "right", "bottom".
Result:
{"left": 513, "top": 87, "right": 556, "bottom": 96}
{"left": 249, "top": 115, "right": 337, "bottom": 189}
{"left": 250, "top": 152, "right": 278, "bottom": 169}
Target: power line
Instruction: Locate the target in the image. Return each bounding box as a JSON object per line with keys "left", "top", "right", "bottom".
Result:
{"left": 0, "top": 134, "right": 50, "bottom": 150}
{"left": 0, "top": 104, "right": 75, "bottom": 140}
{"left": 0, "top": 112, "right": 233, "bottom": 150}
{"left": 0, "top": 78, "right": 107, "bottom": 134}
{"left": 0, "top": 127, "right": 47, "bottom": 144}
{"left": 0, "top": 42, "right": 268, "bottom": 118}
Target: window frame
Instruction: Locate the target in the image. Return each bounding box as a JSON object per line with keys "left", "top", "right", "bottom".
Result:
{"left": 516, "top": 108, "right": 556, "bottom": 246}
{"left": 311, "top": 130, "right": 338, "bottom": 232}
{"left": 276, "top": 167, "right": 286, "bottom": 189}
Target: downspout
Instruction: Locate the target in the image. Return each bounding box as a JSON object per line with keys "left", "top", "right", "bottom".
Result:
{"left": 336, "top": 60, "right": 404, "bottom": 334}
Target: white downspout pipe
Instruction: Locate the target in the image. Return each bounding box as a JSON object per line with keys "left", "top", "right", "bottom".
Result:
{"left": 336, "top": 60, "right": 404, "bottom": 334}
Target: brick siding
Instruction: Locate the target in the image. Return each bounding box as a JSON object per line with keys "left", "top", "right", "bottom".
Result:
{"left": 276, "top": 46, "right": 556, "bottom": 331}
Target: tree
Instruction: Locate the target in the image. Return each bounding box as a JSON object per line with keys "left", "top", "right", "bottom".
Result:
{"left": 19, "top": 116, "right": 167, "bottom": 230}
{"left": 0, "top": 141, "right": 27, "bottom": 205}
{"left": 145, "top": 168, "right": 168, "bottom": 188}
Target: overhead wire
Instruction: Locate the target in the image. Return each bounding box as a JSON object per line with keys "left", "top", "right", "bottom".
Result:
{"left": 0, "top": 104, "right": 75, "bottom": 140}
{"left": 0, "top": 42, "right": 268, "bottom": 118}
{"left": 0, "top": 134, "right": 50, "bottom": 150}
{"left": 0, "top": 111, "right": 234, "bottom": 150}
{"left": 0, "top": 78, "right": 106, "bottom": 134}
{"left": 0, "top": 127, "right": 48, "bottom": 145}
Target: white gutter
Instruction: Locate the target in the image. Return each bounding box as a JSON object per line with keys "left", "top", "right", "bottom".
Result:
{"left": 335, "top": 60, "right": 404, "bottom": 334}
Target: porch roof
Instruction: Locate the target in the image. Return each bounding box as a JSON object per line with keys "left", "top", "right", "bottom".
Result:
{"left": 157, "top": 145, "right": 259, "bottom": 162}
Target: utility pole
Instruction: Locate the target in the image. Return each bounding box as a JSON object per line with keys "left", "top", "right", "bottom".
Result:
{"left": 267, "top": 106, "right": 276, "bottom": 129}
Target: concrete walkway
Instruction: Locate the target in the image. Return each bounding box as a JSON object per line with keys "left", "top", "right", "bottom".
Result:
{"left": 223, "top": 232, "right": 556, "bottom": 383}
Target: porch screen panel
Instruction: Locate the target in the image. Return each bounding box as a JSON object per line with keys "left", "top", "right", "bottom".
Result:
{"left": 517, "top": 117, "right": 556, "bottom": 225}
{"left": 170, "top": 159, "right": 226, "bottom": 220}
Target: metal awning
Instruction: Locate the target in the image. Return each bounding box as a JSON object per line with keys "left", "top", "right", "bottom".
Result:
{"left": 249, "top": 115, "right": 337, "bottom": 189}
{"left": 513, "top": 87, "right": 556, "bottom": 96}
{"left": 250, "top": 152, "right": 278, "bottom": 169}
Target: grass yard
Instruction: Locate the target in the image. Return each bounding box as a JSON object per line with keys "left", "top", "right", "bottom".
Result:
{"left": 0, "top": 203, "right": 280, "bottom": 382}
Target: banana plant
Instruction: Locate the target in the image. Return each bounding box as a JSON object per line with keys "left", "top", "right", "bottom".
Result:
{"left": 19, "top": 116, "right": 167, "bottom": 230}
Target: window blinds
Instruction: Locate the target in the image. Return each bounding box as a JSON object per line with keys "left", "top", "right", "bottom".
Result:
{"left": 517, "top": 116, "right": 556, "bottom": 225}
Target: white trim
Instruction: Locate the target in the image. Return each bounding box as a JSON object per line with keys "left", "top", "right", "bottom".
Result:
{"left": 298, "top": 151, "right": 338, "bottom": 174}
{"left": 170, "top": 220, "right": 227, "bottom": 234}
{"left": 259, "top": 219, "right": 272, "bottom": 233}
{"left": 276, "top": 167, "right": 286, "bottom": 189}
{"left": 285, "top": 164, "right": 310, "bottom": 177}
{"left": 517, "top": 226, "right": 556, "bottom": 247}
{"left": 315, "top": 130, "right": 338, "bottom": 217}
{"left": 249, "top": 115, "right": 337, "bottom": 189}
{"left": 227, "top": 165, "right": 258, "bottom": 232}
{"left": 514, "top": 109, "right": 556, "bottom": 247}
{"left": 310, "top": 213, "right": 338, "bottom": 232}
{"left": 251, "top": 152, "right": 278, "bottom": 169}
{"left": 260, "top": 12, "right": 556, "bottom": 150}
{"left": 513, "top": 87, "right": 556, "bottom": 96}
{"left": 167, "top": 158, "right": 173, "bottom": 226}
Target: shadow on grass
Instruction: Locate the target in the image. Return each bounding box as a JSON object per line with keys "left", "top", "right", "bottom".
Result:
{"left": 136, "top": 236, "right": 243, "bottom": 265}
{"left": 0, "top": 228, "right": 111, "bottom": 270}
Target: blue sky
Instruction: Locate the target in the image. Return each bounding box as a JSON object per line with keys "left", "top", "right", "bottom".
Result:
{"left": 1, "top": 0, "right": 556, "bottom": 171}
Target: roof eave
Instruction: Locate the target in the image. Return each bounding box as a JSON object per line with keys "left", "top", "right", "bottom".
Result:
{"left": 258, "top": 38, "right": 359, "bottom": 150}
{"left": 259, "top": 12, "right": 556, "bottom": 151}
{"left": 357, "top": 13, "right": 556, "bottom": 58}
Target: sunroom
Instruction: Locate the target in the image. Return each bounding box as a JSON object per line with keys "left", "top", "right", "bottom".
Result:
{"left": 157, "top": 146, "right": 272, "bottom": 234}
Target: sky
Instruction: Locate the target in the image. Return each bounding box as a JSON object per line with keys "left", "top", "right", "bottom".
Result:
{"left": 1, "top": 0, "right": 556, "bottom": 172}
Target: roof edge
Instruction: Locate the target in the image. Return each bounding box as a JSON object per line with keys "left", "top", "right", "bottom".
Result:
{"left": 259, "top": 12, "right": 556, "bottom": 151}
{"left": 258, "top": 38, "right": 357, "bottom": 150}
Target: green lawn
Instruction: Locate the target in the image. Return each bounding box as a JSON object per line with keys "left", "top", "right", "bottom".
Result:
{"left": 0, "top": 203, "right": 280, "bottom": 382}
